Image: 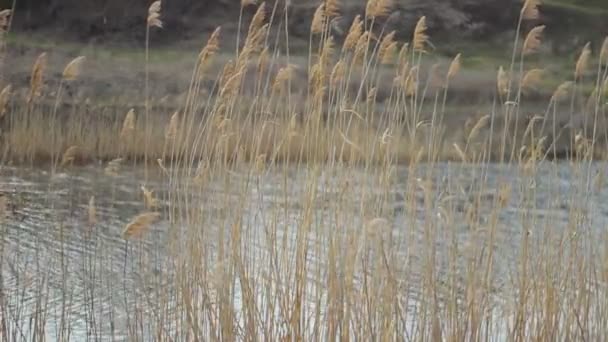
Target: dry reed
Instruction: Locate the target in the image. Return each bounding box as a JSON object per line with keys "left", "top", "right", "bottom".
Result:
{"left": 60, "top": 146, "right": 79, "bottom": 167}
{"left": 120, "top": 109, "right": 136, "bottom": 142}
{"left": 122, "top": 212, "right": 161, "bottom": 239}
{"left": 62, "top": 56, "right": 86, "bottom": 81}
{"left": 311, "top": 4, "right": 326, "bottom": 34}
{"left": 343, "top": 15, "right": 362, "bottom": 51}
{"left": 522, "top": 0, "right": 541, "bottom": 20}
{"left": 147, "top": 1, "right": 163, "bottom": 29}
{"left": 365, "top": 0, "right": 392, "bottom": 18}
{"left": 28, "top": 52, "right": 47, "bottom": 103}
{"left": 447, "top": 53, "right": 461, "bottom": 80}
{"left": 521, "top": 68, "right": 544, "bottom": 93}
{"left": 0, "top": 84, "right": 10, "bottom": 118}
{"left": 522, "top": 25, "right": 545, "bottom": 55}
{"left": 413, "top": 16, "right": 428, "bottom": 52}
{"left": 575, "top": 42, "right": 591, "bottom": 79}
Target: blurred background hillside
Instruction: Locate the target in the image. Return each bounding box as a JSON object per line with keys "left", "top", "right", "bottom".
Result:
{"left": 4, "top": 0, "right": 608, "bottom": 52}
{"left": 1, "top": 0, "right": 608, "bottom": 107}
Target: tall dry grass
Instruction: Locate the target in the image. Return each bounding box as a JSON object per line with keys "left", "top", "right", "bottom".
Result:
{"left": 1, "top": 0, "right": 608, "bottom": 340}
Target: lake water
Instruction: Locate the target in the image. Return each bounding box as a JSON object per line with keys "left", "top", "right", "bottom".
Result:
{"left": 1, "top": 161, "right": 606, "bottom": 340}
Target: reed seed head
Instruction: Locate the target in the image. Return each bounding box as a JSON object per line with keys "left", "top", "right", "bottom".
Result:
{"left": 521, "top": 0, "right": 541, "bottom": 20}
{"left": 447, "top": 53, "right": 462, "bottom": 80}
{"left": 521, "top": 68, "right": 544, "bottom": 94}
{"left": 28, "top": 52, "right": 47, "bottom": 102}
{"left": 105, "top": 158, "right": 123, "bottom": 176}
{"left": 60, "top": 146, "right": 79, "bottom": 167}
{"left": 551, "top": 81, "right": 573, "bottom": 102}
{"left": 325, "top": 0, "right": 340, "bottom": 18}
{"left": 141, "top": 186, "right": 159, "bottom": 209}
{"left": 413, "top": 16, "right": 429, "bottom": 52}
{"left": 378, "top": 31, "right": 396, "bottom": 64}
{"left": 600, "top": 37, "right": 608, "bottom": 65}
{"left": 497, "top": 66, "right": 509, "bottom": 97}
{"left": 122, "top": 212, "right": 161, "bottom": 239}
{"left": 165, "top": 111, "right": 179, "bottom": 141}
{"left": 522, "top": 25, "right": 544, "bottom": 55}
{"left": 147, "top": 1, "right": 163, "bottom": 28}
{"left": 0, "top": 9, "right": 11, "bottom": 29}
{"left": 62, "top": 56, "right": 86, "bottom": 81}
{"left": 249, "top": 2, "right": 266, "bottom": 35}
{"left": 366, "top": 0, "right": 392, "bottom": 18}
{"left": 120, "top": 109, "right": 136, "bottom": 141}
{"left": 343, "top": 15, "right": 362, "bottom": 51}
{"left": 273, "top": 64, "right": 295, "bottom": 92}
{"left": 0, "top": 84, "right": 11, "bottom": 118}
{"left": 467, "top": 115, "right": 490, "bottom": 143}
{"left": 198, "top": 27, "right": 221, "bottom": 75}
{"left": 575, "top": 42, "right": 591, "bottom": 79}
{"left": 311, "top": 3, "right": 326, "bottom": 34}
{"left": 404, "top": 67, "right": 418, "bottom": 96}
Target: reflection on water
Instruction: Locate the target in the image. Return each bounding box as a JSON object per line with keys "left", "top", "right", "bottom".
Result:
{"left": 0, "top": 162, "right": 606, "bottom": 339}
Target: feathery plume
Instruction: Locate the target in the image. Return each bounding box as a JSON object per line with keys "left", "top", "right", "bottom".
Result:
{"left": 330, "top": 60, "right": 346, "bottom": 86}
{"left": 0, "top": 195, "right": 6, "bottom": 219}
{"left": 427, "top": 63, "right": 443, "bottom": 88}
{"left": 147, "top": 1, "right": 162, "bottom": 28}
{"left": 198, "top": 27, "right": 221, "bottom": 76}
{"left": 497, "top": 66, "right": 509, "bottom": 97}
{"left": 551, "top": 81, "right": 573, "bottom": 102}
{"left": 105, "top": 158, "right": 123, "bottom": 176}
{"left": 521, "top": 68, "right": 544, "bottom": 94}
{"left": 165, "top": 111, "right": 179, "bottom": 141}
{"left": 88, "top": 196, "right": 97, "bottom": 227}
{"left": 120, "top": 109, "right": 136, "bottom": 141}
{"left": 600, "top": 37, "right": 608, "bottom": 65}
{"left": 248, "top": 2, "right": 266, "bottom": 35}
{"left": 0, "top": 9, "right": 11, "bottom": 29}
{"left": 404, "top": 66, "right": 418, "bottom": 96}
{"left": 28, "top": 52, "right": 47, "bottom": 102}
{"left": 447, "top": 53, "right": 462, "bottom": 80}
{"left": 343, "top": 15, "right": 362, "bottom": 51}
{"left": 320, "top": 35, "right": 335, "bottom": 65}
{"left": 467, "top": 115, "right": 490, "bottom": 143}
{"left": 122, "top": 212, "right": 161, "bottom": 239}
{"left": 366, "top": 0, "right": 392, "bottom": 18}
{"left": 62, "top": 56, "right": 86, "bottom": 81}
{"left": 575, "top": 42, "right": 591, "bottom": 79}
{"left": 521, "top": 0, "right": 541, "bottom": 20}
{"left": 378, "top": 31, "right": 396, "bottom": 64}
{"left": 413, "top": 16, "right": 428, "bottom": 52}
{"left": 0, "top": 85, "right": 10, "bottom": 118}
{"left": 141, "top": 186, "right": 159, "bottom": 209}
{"left": 381, "top": 41, "right": 398, "bottom": 64}
{"left": 353, "top": 31, "right": 371, "bottom": 65}
{"left": 272, "top": 65, "right": 295, "bottom": 92}
{"left": 311, "top": 3, "right": 326, "bottom": 34}
{"left": 60, "top": 146, "right": 79, "bottom": 167}
{"left": 254, "top": 154, "right": 266, "bottom": 173}
{"left": 325, "top": 0, "right": 340, "bottom": 18}
{"left": 522, "top": 25, "right": 545, "bottom": 55}
{"left": 398, "top": 42, "right": 409, "bottom": 68}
